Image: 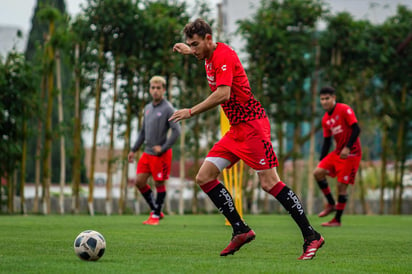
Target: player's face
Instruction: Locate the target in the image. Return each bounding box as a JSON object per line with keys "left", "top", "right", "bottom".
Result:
{"left": 186, "top": 34, "right": 212, "bottom": 60}
{"left": 320, "top": 94, "right": 336, "bottom": 112}
{"left": 149, "top": 82, "right": 165, "bottom": 103}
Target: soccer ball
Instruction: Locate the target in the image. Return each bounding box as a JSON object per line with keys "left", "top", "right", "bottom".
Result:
{"left": 73, "top": 230, "right": 106, "bottom": 261}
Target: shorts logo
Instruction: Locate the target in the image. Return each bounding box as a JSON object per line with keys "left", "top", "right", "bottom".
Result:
{"left": 259, "top": 159, "right": 266, "bottom": 165}
{"left": 221, "top": 64, "right": 227, "bottom": 71}
{"left": 343, "top": 176, "right": 348, "bottom": 181}
{"left": 157, "top": 172, "right": 162, "bottom": 179}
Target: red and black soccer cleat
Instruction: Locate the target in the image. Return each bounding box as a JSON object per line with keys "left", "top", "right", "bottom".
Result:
{"left": 298, "top": 233, "right": 325, "bottom": 260}
{"left": 318, "top": 204, "right": 336, "bottom": 217}
{"left": 220, "top": 230, "right": 256, "bottom": 256}
{"left": 143, "top": 215, "right": 160, "bottom": 225}
{"left": 149, "top": 211, "right": 165, "bottom": 220}
{"left": 321, "top": 218, "right": 341, "bottom": 227}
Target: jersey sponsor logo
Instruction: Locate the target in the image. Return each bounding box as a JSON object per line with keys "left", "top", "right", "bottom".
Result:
{"left": 221, "top": 64, "right": 227, "bottom": 71}
{"left": 326, "top": 117, "right": 343, "bottom": 136}
{"left": 157, "top": 112, "right": 162, "bottom": 117}
{"left": 287, "top": 190, "right": 304, "bottom": 215}
{"left": 331, "top": 125, "right": 343, "bottom": 135}
{"left": 207, "top": 75, "right": 216, "bottom": 86}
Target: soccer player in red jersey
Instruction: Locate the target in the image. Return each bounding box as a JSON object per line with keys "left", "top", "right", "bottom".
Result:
{"left": 314, "top": 86, "right": 362, "bottom": 227}
{"left": 170, "top": 18, "right": 324, "bottom": 260}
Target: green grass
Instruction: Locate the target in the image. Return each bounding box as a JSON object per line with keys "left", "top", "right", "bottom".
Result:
{"left": 0, "top": 214, "right": 411, "bottom": 274}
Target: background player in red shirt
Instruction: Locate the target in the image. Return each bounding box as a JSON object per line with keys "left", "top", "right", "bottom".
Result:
{"left": 170, "top": 18, "right": 324, "bottom": 260}
{"left": 313, "top": 86, "right": 362, "bottom": 227}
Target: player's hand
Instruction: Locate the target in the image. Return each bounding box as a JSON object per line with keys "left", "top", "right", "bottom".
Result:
{"left": 340, "top": 147, "right": 350, "bottom": 159}
{"left": 127, "top": 151, "right": 135, "bottom": 163}
{"left": 173, "top": 43, "right": 191, "bottom": 55}
{"left": 152, "top": 145, "right": 162, "bottom": 155}
{"left": 169, "top": 108, "right": 191, "bottom": 122}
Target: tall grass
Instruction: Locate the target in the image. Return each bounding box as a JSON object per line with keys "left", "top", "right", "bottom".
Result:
{"left": 0, "top": 214, "right": 411, "bottom": 273}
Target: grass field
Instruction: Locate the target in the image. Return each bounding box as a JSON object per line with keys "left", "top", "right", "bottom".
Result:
{"left": 1, "top": 214, "right": 411, "bottom": 274}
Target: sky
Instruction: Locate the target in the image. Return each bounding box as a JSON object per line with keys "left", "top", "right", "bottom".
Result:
{"left": 0, "top": 0, "right": 221, "bottom": 32}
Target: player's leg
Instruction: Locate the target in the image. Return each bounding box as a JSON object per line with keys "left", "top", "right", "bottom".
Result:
{"left": 258, "top": 169, "right": 324, "bottom": 260}
{"left": 153, "top": 180, "right": 166, "bottom": 219}
{"left": 322, "top": 182, "right": 348, "bottom": 226}
{"left": 322, "top": 156, "right": 360, "bottom": 227}
{"left": 196, "top": 159, "right": 255, "bottom": 256}
{"left": 136, "top": 173, "right": 156, "bottom": 211}
{"left": 149, "top": 149, "right": 172, "bottom": 221}
{"left": 136, "top": 173, "right": 160, "bottom": 225}
{"left": 314, "top": 154, "right": 337, "bottom": 217}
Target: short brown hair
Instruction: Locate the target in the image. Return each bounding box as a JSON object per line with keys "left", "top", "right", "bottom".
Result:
{"left": 183, "top": 18, "right": 212, "bottom": 39}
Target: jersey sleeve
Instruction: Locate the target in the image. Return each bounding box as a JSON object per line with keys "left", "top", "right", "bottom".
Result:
{"left": 343, "top": 105, "right": 358, "bottom": 126}
{"left": 215, "top": 52, "right": 234, "bottom": 88}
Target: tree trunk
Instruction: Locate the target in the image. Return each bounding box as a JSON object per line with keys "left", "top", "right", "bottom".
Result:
{"left": 379, "top": 123, "right": 388, "bottom": 214}
{"left": 42, "top": 20, "right": 55, "bottom": 215}
{"left": 72, "top": 44, "right": 81, "bottom": 214}
{"left": 191, "top": 114, "right": 200, "bottom": 214}
{"left": 7, "top": 169, "right": 14, "bottom": 213}
{"left": 88, "top": 36, "right": 105, "bottom": 216}
{"left": 178, "top": 120, "right": 186, "bottom": 215}
{"left": 56, "top": 50, "right": 66, "bottom": 215}
{"left": 119, "top": 77, "right": 133, "bottom": 214}
{"left": 306, "top": 44, "right": 320, "bottom": 214}
{"left": 105, "top": 57, "right": 119, "bottom": 216}
{"left": 20, "top": 110, "right": 28, "bottom": 215}
{"left": 394, "top": 85, "right": 407, "bottom": 214}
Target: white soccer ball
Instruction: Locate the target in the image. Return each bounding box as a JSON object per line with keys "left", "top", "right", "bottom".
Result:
{"left": 73, "top": 230, "right": 106, "bottom": 261}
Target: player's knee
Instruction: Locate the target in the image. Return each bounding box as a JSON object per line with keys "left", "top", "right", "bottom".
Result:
{"left": 313, "top": 168, "right": 324, "bottom": 180}
{"left": 195, "top": 173, "right": 207, "bottom": 185}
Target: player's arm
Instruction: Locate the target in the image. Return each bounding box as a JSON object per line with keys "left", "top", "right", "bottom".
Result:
{"left": 173, "top": 43, "right": 192, "bottom": 55}
{"left": 319, "top": 137, "right": 332, "bottom": 161}
{"left": 169, "top": 85, "right": 230, "bottom": 122}
{"left": 346, "top": 123, "right": 360, "bottom": 149}
{"left": 340, "top": 123, "right": 361, "bottom": 159}
{"left": 128, "top": 123, "right": 145, "bottom": 162}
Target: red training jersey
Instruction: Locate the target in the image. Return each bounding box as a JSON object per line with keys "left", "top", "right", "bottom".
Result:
{"left": 205, "top": 43, "right": 266, "bottom": 125}
{"left": 322, "top": 103, "right": 361, "bottom": 156}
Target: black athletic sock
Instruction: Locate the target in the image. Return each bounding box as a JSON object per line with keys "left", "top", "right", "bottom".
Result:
{"left": 202, "top": 180, "right": 250, "bottom": 235}
{"left": 138, "top": 184, "right": 156, "bottom": 211}
{"left": 317, "top": 179, "right": 335, "bottom": 205}
{"left": 154, "top": 186, "right": 166, "bottom": 216}
{"left": 271, "top": 182, "right": 315, "bottom": 238}
{"left": 335, "top": 194, "right": 347, "bottom": 222}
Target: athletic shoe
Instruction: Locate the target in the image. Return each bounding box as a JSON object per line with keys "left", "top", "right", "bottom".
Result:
{"left": 220, "top": 230, "right": 256, "bottom": 256}
{"left": 150, "top": 211, "right": 165, "bottom": 220}
{"left": 321, "top": 218, "right": 341, "bottom": 227}
{"left": 143, "top": 215, "right": 160, "bottom": 225}
{"left": 318, "top": 204, "right": 336, "bottom": 217}
{"left": 298, "top": 233, "right": 325, "bottom": 260}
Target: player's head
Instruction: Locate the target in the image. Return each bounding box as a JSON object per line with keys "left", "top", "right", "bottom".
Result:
{"left": 319, "top": 86, "right": 336, "bottom": 112}
{"left": 183, "top": 18, "right": 214, "bottom": 60}
{"left": 149, "top": 76, "right": 166, "bottom": 103}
